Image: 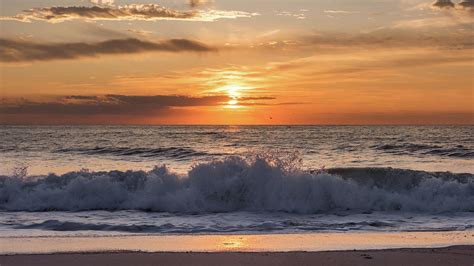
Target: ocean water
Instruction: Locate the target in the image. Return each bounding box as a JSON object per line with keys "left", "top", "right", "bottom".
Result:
{"left": 0, "top": 125, "right": 473, "bottom": 237}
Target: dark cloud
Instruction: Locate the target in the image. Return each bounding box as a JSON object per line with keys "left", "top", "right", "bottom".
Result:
{"left": 459, "top": 0, "right": 474, "bottom": 8}
{"left": 0, "top": 4, "right": 255, "bottom": 23}
{"left": 106, "top": 95, "right": 227, "bottom": 107}
{"left": 0, "top": 38, "right": 215, "bottom": 62}
{"left": 63, "top": 95, "right": 100, "bottom": 100}
{"left": 0, "top": 95, "right": 282, "bottom": 116}
{"left": 239, "top": 96, "right": 276, "bottom": 101}
{"left": 242, "top": 102, "right": 306, "bottom": 106}
{"left": 430, "top": 0, "right": 474, "bottom": 22}
{"left": 432, "top": 0, "right": 455, "bottom": 9}
{"left": 432, "top": 0, "right": 474, "bottom": 11}
{"left": 0, "top": 95, "right": 229, "bottom": 116}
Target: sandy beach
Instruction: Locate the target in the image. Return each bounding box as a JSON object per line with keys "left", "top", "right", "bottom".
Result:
{"left": 1, "top": 232, "right": 473, "bottom": 265}
{"left": 1, "top": 246, "right": 473, "bottom": 266}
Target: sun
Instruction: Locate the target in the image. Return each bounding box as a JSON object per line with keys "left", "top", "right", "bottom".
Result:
{"left": 227, "top": 99, "right": 239, "bottom": 105}
{"left": 216, "top": 84, "right": 249, "bottom": 109}
{"left": 220, "top": 84, "right": 245, "bottom": 98}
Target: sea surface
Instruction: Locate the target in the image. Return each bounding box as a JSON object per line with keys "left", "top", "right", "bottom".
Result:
{"left": 0, "top": 125, "right": 473, "bottom": 237}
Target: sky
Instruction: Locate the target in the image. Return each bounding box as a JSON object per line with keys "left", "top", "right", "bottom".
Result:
{"left": 0, "top": 0, "right": 473, "bottom": 125}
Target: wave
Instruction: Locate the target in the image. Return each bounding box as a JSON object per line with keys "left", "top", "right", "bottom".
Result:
{"left": 13, "top": 219, "right": 399, "bottom": 233}
{"left": 372, "top": 143, "right": 474, "bottom": 158}
{"left": 55, "top": 146, "right": 218, "bottom": 159}
{"left": 0, "top": 155, "right": 473, "bottom": 213}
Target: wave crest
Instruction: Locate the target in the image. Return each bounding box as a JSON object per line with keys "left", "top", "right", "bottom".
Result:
{"left": 0, "top": 155, "right": 473, "bottom": 213}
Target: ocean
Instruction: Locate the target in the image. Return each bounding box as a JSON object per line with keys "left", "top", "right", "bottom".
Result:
{"left": 0, "top": 125, "right": 473, "bottom": 237}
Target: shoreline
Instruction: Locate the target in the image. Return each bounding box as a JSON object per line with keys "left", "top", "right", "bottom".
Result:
{"left": 1, "top": 231, "right": 473, "bottom": 254}
{"left": 1, "top": 246, "right": 473, "bottom": 266}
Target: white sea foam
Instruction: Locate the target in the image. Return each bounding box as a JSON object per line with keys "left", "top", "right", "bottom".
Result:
{"left": 0, "top": 155, "right": 473, "bottom": 213}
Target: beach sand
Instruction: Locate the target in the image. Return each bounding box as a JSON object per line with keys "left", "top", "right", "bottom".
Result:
{"left": 1, "top": 246, "right": 473, "bottom": 266}
{"left": 2, "top": 232, "right": 473, "bottom": 265}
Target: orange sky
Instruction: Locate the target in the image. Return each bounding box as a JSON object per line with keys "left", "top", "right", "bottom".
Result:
{"left": 0, "top": 0, "right": 473, "bottom": 124}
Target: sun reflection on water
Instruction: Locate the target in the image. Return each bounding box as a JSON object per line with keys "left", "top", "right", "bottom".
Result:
{"left": 219, "top": 236, "right": 248, "bottom": 250}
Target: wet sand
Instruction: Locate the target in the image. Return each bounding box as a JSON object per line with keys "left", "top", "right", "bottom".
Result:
{"left": 1, "top": 246, "right": 473, "bottom": 266}
{"left": 2, "top": 231, "right": 473, "bottom": 254}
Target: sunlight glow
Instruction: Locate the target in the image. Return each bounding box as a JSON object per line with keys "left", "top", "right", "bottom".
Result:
{"left": 217, "top": 84, "right": 250, "bottom": 109}
{"left": 228, "top": 99, "right": 239, "bottom": 105}
{"left": 219, "top": 84, "right": 246, "bottom": 98}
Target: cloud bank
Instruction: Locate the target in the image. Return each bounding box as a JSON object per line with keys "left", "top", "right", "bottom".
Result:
{"left": 0, "top": 94, "right": 280, "bottom": 117}
{"left": 0, "top": 95, "right": 229, "bottom": 116}
{"left": 0, "top": 38, "right": 215, "bottom": 62}
{"left": 0, "top": 4, "right": 256, "bottom": 23}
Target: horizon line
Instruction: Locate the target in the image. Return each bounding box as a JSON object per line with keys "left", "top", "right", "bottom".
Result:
{"left": 1, "top": 123, "right": 473, "bottom": 126}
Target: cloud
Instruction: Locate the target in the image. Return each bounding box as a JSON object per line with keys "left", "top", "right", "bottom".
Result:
{"left": 0, "top": 94, "right": 281, "bottom": 118}
{"left": 458, "top": 0, "right": 474, "bottom": 8}
{"left": 431, "top": 0, "right": 473, "bottom": 9}
{"left": 254, "top": 26, "right": 473, "bottom": 51}
{"left": 239, "top": 96, "right": 276, "bottom": 101}
{"left": 127, "top": 29, "right": 154, "bottom": 36}
{"left": 400, "top": 1, "right": 473, "bottom": 28}
{"left": 258, "top": 29, "right": 281, "bottom": 38}
{"left": 457, "top": 0, "right": 474, "bottom": 13}
{"left": 0, "top": 95, "right": 229, "bottom": 116}
{"left": 0, "top": 4, "right": 256, "bottom": 23}
{"left": 259, "top": 44, "right": 473, "bottom": 98}
{"left": 432, "top": 0, "right": 455, "bottom": 9}
{"left": 323, "top": 10, "right": 358, "bottom": 14}
{"left": 294, "top": 27, "right": 473, "bottom": 49}
{"left": 267, "top": 48, "right": 472, "bottom": 76}
{"left": 0, "top": 38, "right": 215, "bottom": 62}
{"left": 394, "top": 16, "right": 468, "bottom": 28}
{"left": 431, "top": 0, "right": 474, "bottom": 13}
{"left": 89, "top": 0, "right": 115, "bottom": 6}
{"left": 189, "top": 0, "right": 213, "bottom": 8}
{"left": 63, "top": 95, "right": 99, "bottom": 100}
{"left": 421, "top": 0, "right": 474, "bottom": 26}
{"left": 275, "top": 11, "right": 307, "bottom": 19}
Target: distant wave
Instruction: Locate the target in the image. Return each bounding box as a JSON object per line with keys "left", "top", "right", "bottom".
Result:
{"left": 372, "top": 143, "right": 474, "bottom": 158}
{"left": 55, "top": 146, "right": 220, "bottom": 159}
{"left": 0, "top": 155, "right": 473, "bottom": 213}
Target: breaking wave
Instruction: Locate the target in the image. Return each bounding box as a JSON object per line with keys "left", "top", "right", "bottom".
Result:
{"left": 1, "top": 155, "right": 473, "bottom": 213}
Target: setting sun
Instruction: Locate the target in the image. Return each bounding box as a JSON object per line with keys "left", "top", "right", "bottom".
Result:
{"left": 217, "top": 84, "right": 248, "bottom": 98}
{"left": 216, "top": 84, "right": 250, "bottom": 109}
{"left": 227, "top": 99, "right": 239, "bottom": 105}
